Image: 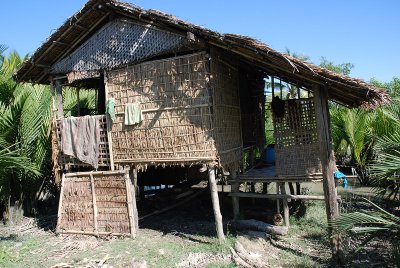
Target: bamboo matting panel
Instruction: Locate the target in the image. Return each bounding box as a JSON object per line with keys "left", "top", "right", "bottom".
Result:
{"left": 57, "top": 171, "right": 133, "bottom": 236}
{"left": 210, "top": 49, "right": 242, "bottom": 170}
{"left": 273, "top": 98, "right": 322, "bottom": 175}
{"left": 56, "top": 115, "right": 110, "bottom": 170}
{"left": 107, "top": 52, "right": 217, "bottom": 165}
{"left": 51, "top": 19, "right": 186, "bottom": 74}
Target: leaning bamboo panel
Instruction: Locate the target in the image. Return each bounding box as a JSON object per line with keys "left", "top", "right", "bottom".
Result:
{"left": 107, "top": 52, "right": 217, "bottom": 167}
{"left": 57, "top": 170, "right": 134, "bottom": 237}
{"left": 273, "top": 98, "right": 322, "bottom": 175}
{"left": 55, "top": 115, "right": 111, "bottom": 170}
{"left": 210, "top": 49, "right": 242, "bottom": 171}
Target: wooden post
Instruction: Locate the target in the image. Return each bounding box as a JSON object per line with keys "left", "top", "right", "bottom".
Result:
{"left": 56, "top": 173, "right": 65, "bottom": 234}
{"left": 231, "top": 170, "right": 240, "bottom": 220}
{"left": 89, "top": 172, "right": 99, "bottom": 236}
{"left": 276, "top": 182, "right": 280, "bottom": 214}
{"left": 131, "top": 168, "right": 139, "bottom": 231}
{"left": 279, "top": 182, "right": 289, "bottom": 227}
{"left": 208, "top": 167, "right": 225, "bottom": 242}
{"left": 103, "top": 72, "right": 115, "bottom": 171}
{"left": 313, "top": 84, "right": 343, "bottom": 262}
{"left": 125, "top": 169, "right": 137, "bottom": 238}
{"left": 55, "top": 79, "right": 64, "bottom": 119}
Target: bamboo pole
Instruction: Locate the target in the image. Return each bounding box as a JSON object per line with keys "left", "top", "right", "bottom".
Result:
{"left": 208, "top": 168, "right": 225, "bottom": 242}
{"left": 313, "top": 83, "right": 344, "bottom": 262}
{"left": 229, "top": 192, "right": 341, "bottom": 201}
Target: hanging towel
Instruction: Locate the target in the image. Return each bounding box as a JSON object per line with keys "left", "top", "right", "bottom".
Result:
{"left": 61, "top": 115, "right": 100, "bottom": 168}
{"left": 124, "top": 102, "right": 143, "bottom": 125}
{"left": 333, "top": 170, "right": 348, "bottom": 189}
{"left": 106, "top": 97, "right": 116, "bottom": 122}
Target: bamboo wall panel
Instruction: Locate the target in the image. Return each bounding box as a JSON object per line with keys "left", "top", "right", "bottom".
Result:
{"left": 107, "top": 52, "right": 217, "bottom": 166}
{"left": 210, "top": 49, "right": 242, "bottom": 170}
{"left": 273, "top": 98, "right": 322, "bottom": 175}
{"left": 57, "top": 171, "right": 133, "bottom": 236}
{"left": 56, "top": 115, "right": 110, "bottom": 170}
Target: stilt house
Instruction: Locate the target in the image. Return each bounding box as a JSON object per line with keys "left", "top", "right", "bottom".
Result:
{"left": 15, "top": 0, "right": 389, "bottom": 239}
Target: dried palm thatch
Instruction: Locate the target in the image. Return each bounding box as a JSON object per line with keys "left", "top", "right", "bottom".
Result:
{"left": 14, "top": 0, "right": 389, "bottom": 109}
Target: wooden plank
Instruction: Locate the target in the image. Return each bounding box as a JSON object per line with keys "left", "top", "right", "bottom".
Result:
{"left": 229, "top": 192, "right": 341, "bottom": 201}
{"left": 89, "top": 172, "right": 98, "bottom": 236}
{"left": 56, "top": 173, "right": 65, "bottom": 234}
{"left": 208, "top": 168, "right": 225, "bottom": 242}
{"left": 313, "top": 83, "right": 343, "bottom": 261}
{"left": 230, "top": 178, "right": 321, "bottom": 183}
{"left": 64, "top": 170, "right": 126, "bottom": 177}
{"left": 58, "top": 230, "right": 129, "bottom": 236}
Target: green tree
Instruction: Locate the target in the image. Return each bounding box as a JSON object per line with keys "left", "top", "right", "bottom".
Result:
{"left": 319, "top": 57, "right": 354, "bottom": 76}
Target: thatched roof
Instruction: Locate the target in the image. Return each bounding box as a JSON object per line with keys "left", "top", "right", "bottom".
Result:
{"left": 14, "top": 0, "right": 390, "bottom": 108}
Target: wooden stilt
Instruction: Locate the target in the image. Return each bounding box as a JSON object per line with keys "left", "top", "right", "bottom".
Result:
{"left": 131, "top": 168, "right": 139, "bottom": 231}
{"left": 313, "top": 84, "right": 343, "bottom": 262}
{"left": 279, "top": 182, "right": 289, "bottom": 227}
{"left": 208, "top": 167, "right": 225, "bottom": 242}
{"left": 125, "top": 169, "right": 137, "bottom": 238}
{"left": 276, "top": 182, "right": 280, "bottom": 214}
{"left": 89, "top": 172, "right": 99, "bottom": 236}
{"left": 231, "top": 170, "right": 240, "bottom": 220}
{"left": 56, "top": 173, "right": 65, "bottom": 234}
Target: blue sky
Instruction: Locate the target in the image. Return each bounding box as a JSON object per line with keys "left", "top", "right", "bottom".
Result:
{"left": 1, "top": 0, "right": 399, "bottom": 82}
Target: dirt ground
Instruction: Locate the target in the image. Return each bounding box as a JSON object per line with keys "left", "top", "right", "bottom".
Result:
{"left": 0, "top": 192, "right": 394, "bottom": 268}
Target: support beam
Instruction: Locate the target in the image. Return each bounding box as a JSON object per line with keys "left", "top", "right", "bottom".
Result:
{"left": 55, "top": 80, "right": 64, "bottom": 119}
{"left": 208, "top": 168, "right": 225, "bottom": 242}
{"left": 313, "top": 84, "right": 343, "bottom": 262}
{"left": 231, "top": 170, "right": 240, "bottom": 220}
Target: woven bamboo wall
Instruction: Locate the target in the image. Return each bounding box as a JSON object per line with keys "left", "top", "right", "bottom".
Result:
{"left": 57, "top": 171, "right": 133, "bottom": 236}
{"left": 51, "top": 19, "right": 186, "bottom": 74}
{"left": 56, "top": 115, "right": 110, "bottom": 170}
{"left": 107, "top": 52, "right": 217, "bottom": 166}
{"left": 273, "top": 98, "right": 322, "bottom": 175}
{"left": 210, "top": 48, "right": 242, "bottom": 170}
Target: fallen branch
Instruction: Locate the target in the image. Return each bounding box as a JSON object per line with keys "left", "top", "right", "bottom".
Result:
{"left": 139, "top": 189, "right": 206, "bottom": 221}
{"left": 230, "top": 219, "right": 288, "bottom": 236}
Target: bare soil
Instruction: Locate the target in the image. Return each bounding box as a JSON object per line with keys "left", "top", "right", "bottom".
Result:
{"left": 0, "top": 192, "right": 394, "bottom": 267}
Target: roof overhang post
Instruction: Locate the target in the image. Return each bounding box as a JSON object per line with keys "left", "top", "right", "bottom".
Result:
{"left": 55, "top": 79, "right": 64, "bottom": 119}
{"left": 313, "top": 83, "right": 344, "bottom": 263}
